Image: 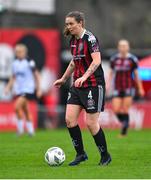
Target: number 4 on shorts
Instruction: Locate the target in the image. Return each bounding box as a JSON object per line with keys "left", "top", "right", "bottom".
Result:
{"left": 88, "top": 90, "right": 93, "bottom": 99}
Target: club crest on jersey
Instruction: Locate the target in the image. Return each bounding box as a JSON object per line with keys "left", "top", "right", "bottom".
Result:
{"left": 88, "top": 35, "right": 96, "bottom": 43}
{"left": 87, "top": 99, "right": 95, "bottom": 110}
{"left": 124, "top": 59, "right": 130, "bottom": 66}
{"left": 116, "top": 59, "right": 122, "bottom": 64}
{"left": 78, "top": 42, "right": 83, "bottom": 51}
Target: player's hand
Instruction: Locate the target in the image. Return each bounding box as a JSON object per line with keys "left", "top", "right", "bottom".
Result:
{"left": 53, "top": 78, "right": 65, "bottom": 88}
{"left": 74, "top": 76, "right": 87, "bottom": 88}
{"left": 138, "top": 88, "right": 145, "bottom": 97}
{"left": 4, "top": 87, "right": 10, "bottom": 95}
{"left": 36, "top": 89, "right": 42, "bottom": 98}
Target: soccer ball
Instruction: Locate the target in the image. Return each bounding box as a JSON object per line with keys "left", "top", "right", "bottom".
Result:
{"left": 45, "top": 147, "right": 65, "bottom": 166}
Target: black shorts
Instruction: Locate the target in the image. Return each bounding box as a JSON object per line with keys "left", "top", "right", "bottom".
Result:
{"left": 16, "top": 93, "right": 37, "bottom": 100}
{"left": 112, "top": 88, "right": 135, "bottom": 98}
{"left": 67, "top": 85, "right": 105, "bottom": 113}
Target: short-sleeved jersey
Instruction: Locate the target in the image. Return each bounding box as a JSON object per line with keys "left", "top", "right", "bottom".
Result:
{"left": 70, "top": 29, "right": 105, "bottom": 88}
{"left": 110, "top": 53, "right": 138, "bottom": 91}
{"left": 12, "top": 59, "right": 36, "bottom": 95}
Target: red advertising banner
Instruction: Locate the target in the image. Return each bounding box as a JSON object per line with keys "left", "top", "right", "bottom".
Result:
{"left": 0, "top": 101, "right": 38, "bottom": 131}
{"left": 78, "top": 101, "right": 151, "bottom": 129}
{"left": 0, "top": 28, "right": 60, "bottom": 128}
{"left": 0, "top": 101, "right": 150, "bottom": 131}
{"left": 0, "top": 28, "right": 60, "bottom": 73}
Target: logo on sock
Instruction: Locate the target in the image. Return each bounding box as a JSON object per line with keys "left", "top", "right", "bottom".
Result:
{"left": 98, "top": 145, "right": 105, "bottom": 153}
{"left": 72, "top": 139, "right": 79, "bottom": 147}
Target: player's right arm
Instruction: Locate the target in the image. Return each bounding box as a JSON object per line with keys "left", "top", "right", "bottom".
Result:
{"left": 106, "top": 56, "right": 115, "bottom": 93}
{"left": 4, "top": 75, "right": 15, "bottom": 94}
{"left": 106, "top": 69, "right": 113, "bottom": 93}
{"left": 53, "top": 60, "right": 75, "bottom": 88}
{"left": 132, "top": 55, "right": 145, "bottom": 97}
{"left": 134, "top": 69, "right": 145, "bottom": 97}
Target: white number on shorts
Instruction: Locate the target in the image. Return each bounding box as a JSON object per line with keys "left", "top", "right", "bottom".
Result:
{"left": 88, "top": 90, "right": 93, "bottom": 99}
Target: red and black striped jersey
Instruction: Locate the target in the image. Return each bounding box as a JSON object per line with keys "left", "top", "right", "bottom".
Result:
{"left": 110, "top": 53, "right": 138, "bottom": 90}
{"left": 70, "top": 29, "right": 105, "bottom": 88}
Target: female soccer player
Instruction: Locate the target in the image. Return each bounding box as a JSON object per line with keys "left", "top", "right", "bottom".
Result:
{"left": 107, "top": 39, "right": 144, "bottom": 136}
{"left": 54, "top": 11, "right": 111, "bottom": 166}
{"left": 5, "top": 44, "right": 41, "bottom": 136}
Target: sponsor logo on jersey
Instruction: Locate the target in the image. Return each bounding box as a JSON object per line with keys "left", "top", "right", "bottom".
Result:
{"left": 78, "top": 42, "right": 84, "bottom": 51}
{"left": 73, "top": 54, "right": 86, "bottom": 60}
{"left": 71, "top": 44, "right": 76, "bottom": 48}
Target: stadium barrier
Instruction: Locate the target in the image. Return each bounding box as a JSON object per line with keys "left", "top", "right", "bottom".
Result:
{"left": 78, "top": 101, "right": 151, "bottom": 129}
{"left": 0, "top": 101, "right": 151, "bottom": 131}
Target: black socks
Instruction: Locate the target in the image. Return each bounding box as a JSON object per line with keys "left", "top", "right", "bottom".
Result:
{"left": 116, "top": 113, "right": 124, "bottom": 123}
{"left": 93, "top": 128, "right": 108, "bottom": 157}
{"left": 121, "top": 114, "right": 129, "bottom": 135}
{"left": 68, "top": 125, "right": 108, "bottom": 158}
{"left": 116, "top": 113, "right": 129, "bottom": 135}
{"left": 68, "top": 125, "right": 85, "bottom": 155}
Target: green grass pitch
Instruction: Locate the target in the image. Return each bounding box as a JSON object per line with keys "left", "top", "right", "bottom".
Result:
{"left": 0, "top": 129, "right": 151, "bottom": 179}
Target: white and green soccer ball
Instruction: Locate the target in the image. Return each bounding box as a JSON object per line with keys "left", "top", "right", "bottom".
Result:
{"left": 45, "top": 147, "right": 65, "bottom": 166}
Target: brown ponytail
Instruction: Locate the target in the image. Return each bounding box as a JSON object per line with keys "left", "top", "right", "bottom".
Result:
{"left": 63, "top": 26, "right": 70, "bottom": 37}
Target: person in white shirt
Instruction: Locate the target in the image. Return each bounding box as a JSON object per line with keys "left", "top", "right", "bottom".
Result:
{"left": 5, "top": 44, "right": 41, "bottom": 136}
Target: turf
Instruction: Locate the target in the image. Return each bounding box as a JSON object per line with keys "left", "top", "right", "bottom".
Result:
{"left": 0, "top": 129, "right": 151, "bottom": 179}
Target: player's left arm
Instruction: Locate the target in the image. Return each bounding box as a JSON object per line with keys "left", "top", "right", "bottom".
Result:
{"left": 83, "top": 52, "right": 101, "bottom": 79}
{"left": 74, "top": 52, "right": 101, "bottom": 88}
{"left": 74, "top": 35, "right": 101, "bottom": 88}
{"left": 134, "top": 69, "right": 145, "bottom": 97}
{"left": 34, "top": 69, "right": 42, "bottom": 98}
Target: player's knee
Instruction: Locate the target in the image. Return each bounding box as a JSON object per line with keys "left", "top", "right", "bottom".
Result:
{"left": 122, "top": 107, "right": 129, "bottom": 114}
{"left": 15, "top": 107, "right": 23, "bottom": 119}
{"left": 65, "top": 117, "right": 77, "bottom": 128}
{"left": 86, "top": 119, "right": 95, "bottom": 129}
{"left": 86, "top": 120, "right": 99, "bottom": 135}
{"left": 15, "top": 100, "right": 24, "bottom": 112}
{"left": 25, "top": 113, "right": 32, "bottom": 121}
{"left": 122, "top": 105, "right": 130, "bottom": 113}
{"left": 15, "top": 104, "right": 22, "bottom": 113}
{"left": 26, "top": 119, "right": 31, "bottom": 122}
